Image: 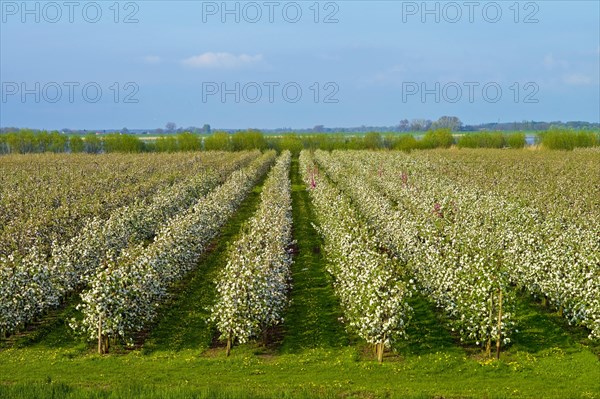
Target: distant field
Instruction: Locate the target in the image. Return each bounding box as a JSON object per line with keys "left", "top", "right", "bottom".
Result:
{"left": 1, "top": 149, "right": 599, "bottom": 399}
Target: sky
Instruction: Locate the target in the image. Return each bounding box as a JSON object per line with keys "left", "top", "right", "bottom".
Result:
{"left": 1, "top": 0, "right": 599, "bottom": 130}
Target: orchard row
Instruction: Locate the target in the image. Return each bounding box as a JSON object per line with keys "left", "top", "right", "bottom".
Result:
{"left": 1, "top": 149, "right": 597, "bottom": 361}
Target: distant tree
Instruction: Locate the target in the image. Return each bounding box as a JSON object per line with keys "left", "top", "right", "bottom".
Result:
{"left": 410, "top": 119, "right": 432, "bottom": 131}
{"left": 84, "top": 134, "right": 102, "bottom": 153}
{"left": 432, "top": 116, "right": 463, "bottom": 131}
{"left": 177, "top": 132, "right": 201, "bottom": 151}
{"left": 399, "top": 119, "right": 410, "bottom": 131}
{"left": 165, "top": 122, "right": 177, "bottom": 133}
{"left": 121, "top": 127, "right": 130, "bottom": 134}
{"left": 34, "top": 131, "right": 52, "bottom": 152}
{"left": 202, "top": 124, "right": 211, "bottom": 134}
{"left": 506, "top": 133, "right": 526, "bottom": 149}
{"left": 48, "top": 131, "right": 68, "bottom": 152}
{"left": 393, "top": 135, "right": 419, "bottom": 152}
{"left": 0, "top": 134, "right": 8, "bottom": 154}
{"left": 70, "top": 136, "right": 85, "bottom": 153}
{"left": 103, "top": 133, "right": 144, "bottom": 153}
{"left": 155, "top": 136, "right": 178, "bottom": 152}
{"left": 364, "top": 132, "right": 382, "bottom": 149}
{"left": 204, "top": 131, "right": 231, "bottom": 151}
{"left": 278, "top": 134, "right": 303, "bottom": 155}
{"left": 421, "top": 129, "right": 455, "bottom": 149}
{"left": 232, "top": 130, "right": 267, "bottom": 151}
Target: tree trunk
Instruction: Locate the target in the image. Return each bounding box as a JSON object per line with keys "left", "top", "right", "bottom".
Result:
{"left": 559, "top": 305, "right": 564, "bottom": 317}
{"left": 496, "top": 289, "right": 503, "bottom": 360}
{"left": 541, "top": 296, "right": 547, "bottom": 307}
{"left": 226, "top": 333, "right": 232, "bottom": 357}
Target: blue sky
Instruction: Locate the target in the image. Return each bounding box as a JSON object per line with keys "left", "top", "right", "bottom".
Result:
{"left": 1, "top": 0, "right": 599, "bottom": 130}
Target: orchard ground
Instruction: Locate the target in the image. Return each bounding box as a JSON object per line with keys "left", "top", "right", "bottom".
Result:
{"left": 0, "top": 153, "right": 599, "bottom": 399}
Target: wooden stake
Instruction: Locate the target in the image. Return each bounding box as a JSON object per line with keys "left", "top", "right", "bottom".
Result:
{"left": 97, "top": 315, "right": 102, "bottom": 355}
{"left": 377, "top": 343, "right": 384, "bottom": 363}
{"left": 487, "top": 292, "right": 494, "bottom": 358}
{"left": 377, "top": 336, "right": 385, "bottom": 363}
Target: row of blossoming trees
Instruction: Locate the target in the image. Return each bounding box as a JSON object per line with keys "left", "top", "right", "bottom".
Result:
{"left": 300, "top": 151, "right": 413, "bottom": 362}
{"left": 308, "top": 149, "right": 599, "bottom": 359}
{"left": 0, "top": 151, "right": 261, "bottom": 339}
{"left": 211, "top": 151, "right": 294, "bottom": 355}
{"left": 71, "top": 152, "right": 276, "bottom": 352}
{"left": 1, "top": 148, "right": 597, "bottom": 360}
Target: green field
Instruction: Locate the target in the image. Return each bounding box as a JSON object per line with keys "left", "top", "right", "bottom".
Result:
{"left": 1, "top": 149, "right": 599, "bottom": 398}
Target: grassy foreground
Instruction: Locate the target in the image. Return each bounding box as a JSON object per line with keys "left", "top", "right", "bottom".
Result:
{"left": 0, "top": 156, "right": 599, "bottom": 398}
{"left": 0, "top": 342, "right": 598, "bottom": 398}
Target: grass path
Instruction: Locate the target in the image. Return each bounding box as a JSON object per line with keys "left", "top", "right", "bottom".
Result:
{"left": 142, "top": 175, "right": 269, "bottom": 353}
{"left": 279, "top": 155, "right": 348, "bottom": 353}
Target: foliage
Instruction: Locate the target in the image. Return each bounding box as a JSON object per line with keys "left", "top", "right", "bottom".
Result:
{"left": 268, "top": 134, "right": 304, "bottom": 155}
{"left": 2, "top": 129, "right": 598, "bottom": 155}
{"left": 72, "top": 152, "right": 275, "bottom": 346}
{"left": 102, "top": 134, "right": 145, "bottom": 153}
{"left": 420, "top": 129, "right": 455, "bottom": 149}
{"left": 314, "top": 150, "right": 517, "bottom": 354}
{"left": 0, "top": 152, "right": 258, "bottom": 337}
{"left": 231, "top": 130, "right": 268, "bottom": 151}
{"left": 155, "top": 133, "right": 201, "bottom": 152}
{"left": 301, "top": 151, "right": 412, "bottom": 361}
{"left": 506, "top": 132, "right": 526, "bottom": 148}
{"left": 0, "top": 150, "right": 599, "bottom": 398}
{"left": 211, "top": 152, "right": 293, "bottom": 352}
{"left": 391, "top": 135, "right": 419, "bottom": 152}
{"left": 538, "top": 129, "right": 599, "bottom": 150}
{"left": 204, "top": 132, "right": 232, "bottom": 151}
{"left": 321, "top": 149, "right": 600, "bottom": 343}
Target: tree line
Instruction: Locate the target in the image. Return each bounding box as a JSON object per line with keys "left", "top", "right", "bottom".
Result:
{"left": 1, "top": 129, "right": 598, "bottom": 155}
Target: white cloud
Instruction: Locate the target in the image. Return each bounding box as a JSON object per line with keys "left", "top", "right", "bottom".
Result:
{"left": 563, "top": 73, "right": 593, "bottom": 86}
{"left": 181, "top": 52, "right": 263, "bottom": 69}
{"left": 143, "top": 55, "right": 161, "bottom": 64}
{"left": 543, "top": 54, "right": 569, "bottom": 69}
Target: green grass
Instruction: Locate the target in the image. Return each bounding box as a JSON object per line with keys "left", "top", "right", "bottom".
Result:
{"left": 392, "top": 292, "right": 462, "bottom": 357}
{"left": 141, "top": 178, "right": 268, "bottom": 354}
{"left": 279, "top": 156, "right": 348, "bottom": 353}
{"left": 1, "top": 340, "right": 598, "bottom": 398}
{"left": 1, "top": 154, "right": 599, "bottom": 398}
{"left": 1, "top": 292, "right": 83, "bottom": 351}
